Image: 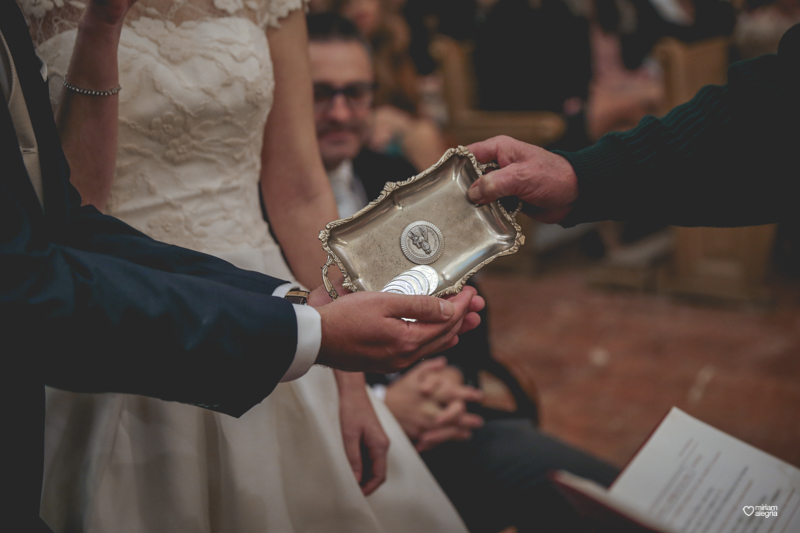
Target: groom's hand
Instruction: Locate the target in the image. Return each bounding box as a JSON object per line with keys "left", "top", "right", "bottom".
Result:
{"left": 312, "top": 286, "right": 484, "bottom": 373}
{"left": 466, "top": 135, "right": 579, "bottom": 224}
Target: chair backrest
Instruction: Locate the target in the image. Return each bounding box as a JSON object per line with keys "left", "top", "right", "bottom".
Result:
{"left": 429, "top": 36, "right": 477, "bottom": 117}
{"left": 654, "top": 37, "right": 730, "bottom": 114}
{"left": 429, "top": 34, "right": 566, "bottom": 148}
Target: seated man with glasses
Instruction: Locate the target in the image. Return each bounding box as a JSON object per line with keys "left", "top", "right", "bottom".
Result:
{"left": 313, "top": 82, "right": 376, "bottom": 112}
{"left": 306, "top": 12, "right": 620, "bottom": 533}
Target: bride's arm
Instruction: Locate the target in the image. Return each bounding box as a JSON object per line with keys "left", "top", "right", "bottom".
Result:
{"left": 262, "top": 10, "right": 390, "bottom": 495}
{"left": 261, "top": 9, "right": 338, "bottom": 288}
{"left": 51, "top": 1, "right": 136, "bottom": 210}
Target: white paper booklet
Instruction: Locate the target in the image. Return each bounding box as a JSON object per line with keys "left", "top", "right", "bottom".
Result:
{"left": 553, "top": 407, "right": 800, "bottom": 533}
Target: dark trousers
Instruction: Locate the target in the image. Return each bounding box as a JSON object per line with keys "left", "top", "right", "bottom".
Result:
{"left": 421, "top": 418, "right": 619, "bottom": 533}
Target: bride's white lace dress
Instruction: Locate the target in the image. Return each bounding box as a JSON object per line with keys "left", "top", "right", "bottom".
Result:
{"left": 25, "top": 1, "right": 467, "bottom": 531}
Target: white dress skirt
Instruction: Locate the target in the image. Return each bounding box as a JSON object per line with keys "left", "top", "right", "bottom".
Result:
{"left": 30, "top": 0, "right": 467, "bottom": 531}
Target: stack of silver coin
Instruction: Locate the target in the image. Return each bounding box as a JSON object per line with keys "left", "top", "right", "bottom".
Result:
{"left": 381, "top": 265, "right": 439, "bottom": 296}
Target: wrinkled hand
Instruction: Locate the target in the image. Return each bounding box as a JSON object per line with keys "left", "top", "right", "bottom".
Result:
{"left": 335, "top": 371, "right": 389, "bottom": 495}
{"left": 466, "top": 135, "right": 579, "bottom": 224}
{"left": 85, "top": 0, "right": 138, "bottom": 27}
{"left": 312, "top": 285, "right": 484, "bottom": 373}
{"left": 384, "top": 358, "right": 484, "bottom": 453}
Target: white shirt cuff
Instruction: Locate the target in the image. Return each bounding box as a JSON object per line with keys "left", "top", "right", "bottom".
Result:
{"left": 272, "top": 284, "right": 321, "bottom": 382}
{"left": 272, "top": 283, "right": 294, "bottom": 299}
{"left": 370, "top": 384, "right": 388, "bottom": 401}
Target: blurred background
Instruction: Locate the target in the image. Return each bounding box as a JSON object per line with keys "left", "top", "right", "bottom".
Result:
{"left": 311, "top": 0, "right": 800, "bottom": 479}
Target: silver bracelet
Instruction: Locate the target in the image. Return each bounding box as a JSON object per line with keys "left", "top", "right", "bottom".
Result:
{"left": 63, "top": 78, "right": 122, "bottom": 97}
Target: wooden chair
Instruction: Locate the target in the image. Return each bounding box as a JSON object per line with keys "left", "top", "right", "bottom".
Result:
{"left": 429, "top": 35, "right": 566, "bottom": 148}
{"left": 653, "top": 36, "right": 731, "bottom": 115}
{"left": 653, "top": 37, "right": 777, "bottom": 302}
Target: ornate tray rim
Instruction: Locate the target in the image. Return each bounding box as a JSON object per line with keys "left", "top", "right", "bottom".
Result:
{"left": 318, "top": 146, "right": 525, "bottom": 300}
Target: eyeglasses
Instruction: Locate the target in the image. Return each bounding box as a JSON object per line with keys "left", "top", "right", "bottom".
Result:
{"left": 313, "top": 82, "right": 375, "bottom": 111}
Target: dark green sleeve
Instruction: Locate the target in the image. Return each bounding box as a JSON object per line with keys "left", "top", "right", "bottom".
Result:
{"left": 556, "top": 25, "right": 800, "bottom": 228}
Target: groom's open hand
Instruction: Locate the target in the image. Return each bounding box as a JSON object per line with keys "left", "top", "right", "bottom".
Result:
{"left": 311, "top": 285, "right": 484, "bottom": 373}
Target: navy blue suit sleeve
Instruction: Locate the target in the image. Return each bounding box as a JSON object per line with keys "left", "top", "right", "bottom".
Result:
{"left": 2, "top": 183, "right": 298, "bottom": 418}
{"left": 65, "top": 203, "right": 291, "bottom": 295}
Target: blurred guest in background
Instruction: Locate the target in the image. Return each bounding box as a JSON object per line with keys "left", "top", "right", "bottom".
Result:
{"left": 594, "top": 0, "right": 736, "bottom": 70}
{"left": 588, "top": 0, "right": 735, "bottom": 138}
{"left": 734, "top": 0, "right": 800, "bottom": 58}
{"left": 586, "top": 2, "right": 663, "bottom": 138}
{"left": 308, "top": 13, "right": 621, "bottom": 532}
{"left": 393, "top": 0, "right": 484, "bottom": 89}
{"left": 336, "top": 0, "right": 449, "bottom": 169}
{"left": 473, "top": 0, "right": 594, "bottom": 150}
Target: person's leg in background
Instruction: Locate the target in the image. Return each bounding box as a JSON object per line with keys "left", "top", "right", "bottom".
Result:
{"left": 421, "top": 418, "right": 619, "bottom": 533}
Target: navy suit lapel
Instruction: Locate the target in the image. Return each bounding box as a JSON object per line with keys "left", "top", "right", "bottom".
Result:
{"left": 1, "top": 1, "right": 74, "bottom": 228}
{"left": 0, "top": 85, "right": 46, "bottom": 226}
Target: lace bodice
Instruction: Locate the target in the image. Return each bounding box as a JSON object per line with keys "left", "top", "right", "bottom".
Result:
{"left": 26, "top": 0, "right": 306, "bottom": 260}
{"left": 23, "top": 0, "right": 305, "bottom": 43}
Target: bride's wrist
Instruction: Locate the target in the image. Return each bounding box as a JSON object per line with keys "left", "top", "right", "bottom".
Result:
{"left": 334, "top": 370, "right": 367, "bottom": 394}
{"left": 67, "top": 18, "right": 122, "bottom": 93}
{"left": 79, "top": 7, "right": 126, "bottom": 42}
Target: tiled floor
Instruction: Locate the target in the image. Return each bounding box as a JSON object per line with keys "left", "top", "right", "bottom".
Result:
{"left": 476, "top": 252, "right": 800, "bottom": 471}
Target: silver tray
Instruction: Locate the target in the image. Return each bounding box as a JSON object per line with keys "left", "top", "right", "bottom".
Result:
{"left": 319, "top": 146, "right": 524, "bottom": 299}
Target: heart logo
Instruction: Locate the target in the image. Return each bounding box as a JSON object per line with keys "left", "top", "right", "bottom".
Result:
{"left": 743, "top": 506, "right": 755, "bottom": 516}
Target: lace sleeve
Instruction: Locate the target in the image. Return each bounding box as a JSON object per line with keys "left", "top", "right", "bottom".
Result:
{"left": 19, "top": 0, "right": 310, "bottom": 41}
{"left": 18, "top": 0, "right": 83, "bottom": 47}
{"left": 259, "top": 0, "right": 308, "bottom": 29}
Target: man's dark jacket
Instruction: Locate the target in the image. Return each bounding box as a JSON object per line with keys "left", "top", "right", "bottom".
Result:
{"left": 558, "top": 24, "right": 800, "bottom": 229}
{"left": 0, "top": 4, "right": 299, "bottom": 530}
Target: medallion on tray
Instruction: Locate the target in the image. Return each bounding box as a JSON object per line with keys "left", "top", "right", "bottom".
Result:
{"left": 319, "top": 146, "right": 525, "bottom": 300}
